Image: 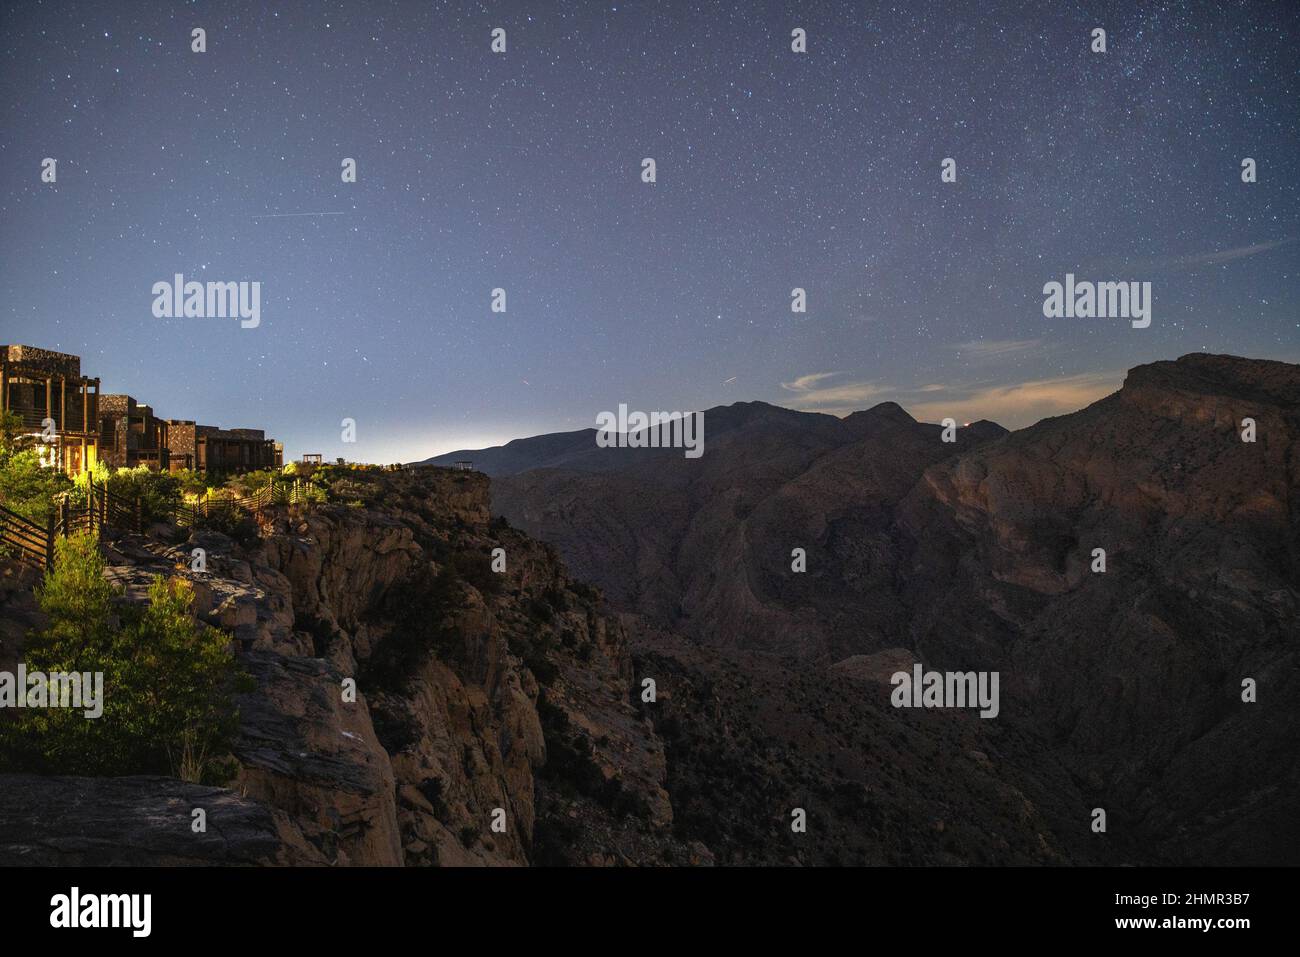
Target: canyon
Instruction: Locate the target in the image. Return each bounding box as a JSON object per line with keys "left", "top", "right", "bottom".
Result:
{"left": 1, "top": 353, "right": 1296, "bottom": 866}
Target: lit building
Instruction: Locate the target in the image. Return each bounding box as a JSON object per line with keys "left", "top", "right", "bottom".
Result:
{"left": 0, "top": 344, "right": 101, "bottom": 475}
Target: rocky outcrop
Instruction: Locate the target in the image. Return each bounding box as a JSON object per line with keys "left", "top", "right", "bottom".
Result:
{"left": 488, "top": 354, "right": 1300, "bottom": 865}
{"left": 2, "top": 467, "right": 689, "bottom": 867}
{"left": 4, "top": 356, "right": 1295, "bottom": 867}
{"left": 0, "top": 774, "right": 324, "bottom": 866}
{"left": 897, "top": 354, "right": 1300, "bottom": 865}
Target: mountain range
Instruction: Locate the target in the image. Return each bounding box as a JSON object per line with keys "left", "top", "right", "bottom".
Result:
{"left": 3, "top": 354, "right": 1294, "bottom": 866}
{"left": 423, "top": 353, "right": 1300, "bottom": 864}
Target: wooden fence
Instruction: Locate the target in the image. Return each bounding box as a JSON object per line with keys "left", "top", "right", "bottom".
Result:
{"left": 0, "top": 475, "right": 139, "bottom": 571}
{"left": 169, "top": 479, "right": 317, "bottom": 527}
{"left": 0, "top": 503, "right": 53, "bottom": 570}
{"left": 0, "top": 477, "right": 320, "bottom": 572}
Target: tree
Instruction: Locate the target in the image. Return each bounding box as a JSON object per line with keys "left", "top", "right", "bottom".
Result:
{"left": 0, "top": 448, "right": 71, "bottom": 521}
{"left": 0, "top": 532, "right": 249, "bottom": 783}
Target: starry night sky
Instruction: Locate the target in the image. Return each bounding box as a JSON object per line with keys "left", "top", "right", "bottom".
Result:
{"left": 2, "top": 0, "right": 1297, "bottom": 462}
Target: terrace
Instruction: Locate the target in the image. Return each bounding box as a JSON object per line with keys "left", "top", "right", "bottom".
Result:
{"left": 0, "top": 344, "right": 101, "bottom": 475}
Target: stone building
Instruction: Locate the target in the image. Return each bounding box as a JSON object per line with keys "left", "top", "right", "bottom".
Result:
{"left": 98, "top": 394, "right": 170, "bottom": 470}
{"left": 2, "top": 343, "right": 282, "bottom": 478}
{"left": 0, "top": 344, "right": 101, "bottom": 475}
{"left": 167, "top": 420, "right": 280, "bottom": 474}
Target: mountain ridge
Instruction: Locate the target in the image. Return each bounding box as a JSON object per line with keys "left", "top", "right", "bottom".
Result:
{"left": 485, "top": 353, "right": 1300, "bottom": 863}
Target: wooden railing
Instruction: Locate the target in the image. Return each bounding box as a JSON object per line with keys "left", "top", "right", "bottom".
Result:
{"left": 1, "top": 477, "right": 321, "bottom": 571}
{"left": 1, "top": 476, "right": 139, "bottom": 571}
{"left": 170, "top": 479, "right": 318, "bottom": 528}
{"left": 58, "top": 480, "right": 141, "bottom": 537}
{"left": 0, "top": 503, "right": 54, "bottom": 570}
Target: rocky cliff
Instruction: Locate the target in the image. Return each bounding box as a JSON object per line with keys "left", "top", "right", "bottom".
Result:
{"left": 1, "top": 469, "right": 691, "bottom": 866}
{"left": 3, "top": 355, "right": 1295, "bottom": 866}
{"left": 487, "top": 354, "right": 1300, "bottom": 865}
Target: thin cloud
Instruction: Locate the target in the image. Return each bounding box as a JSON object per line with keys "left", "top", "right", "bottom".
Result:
{"left": 777, "top": 369, "right": 1123, "bottom": 429}
{"left": 909, "top": 371, "right": 1121, "bottom": 429}
{"left": 949, "top": 338, "right": 1045, "bottom": 360}
{"left": 780, "top": 372, "right": 893, "bottom": 410}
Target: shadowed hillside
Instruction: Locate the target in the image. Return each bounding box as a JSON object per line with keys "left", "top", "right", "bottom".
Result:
{"left": 477, "top": 354, "right": 1299, "bottom": 864}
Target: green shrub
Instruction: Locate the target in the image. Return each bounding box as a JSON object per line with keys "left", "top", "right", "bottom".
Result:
{"left": 0, "top": 448, "right": 71, "bottom": 522}
{"left": 0, "top": 532, "right": 248, "bottom": 783}
{"left": 171, "top": 468, "right": 210, "bottom": 497}
{"left": 105, "top": 465, "right": 182, "bottom": 524}
{"left": 0, "top": 414, "right": 78, "bottom": 523}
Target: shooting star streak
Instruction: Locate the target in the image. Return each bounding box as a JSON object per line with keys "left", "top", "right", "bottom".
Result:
{"left": 252, "top": 211, "right": 347, "bottom": 219}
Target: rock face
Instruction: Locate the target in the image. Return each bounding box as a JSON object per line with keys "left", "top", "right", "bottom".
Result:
{"left": 1, "top": 469, "right": 695, "bottom": 866}
{"left": 626, "top": 621, "right": 1084, "bottom": 866}
{"left": 0, "top": 774, "right": 324, "bottom": 866}
{"left": 487, "top": 354, "right": 1300, "bottom": 865}
{"left": 492, "top": 401, "right": 1007, "bottom": 658}
{"left": 2, "top": 354, "right": 1295, "bottom": 867}
{"left": 897, "top": 354, "right": 1300, "bottom": 865}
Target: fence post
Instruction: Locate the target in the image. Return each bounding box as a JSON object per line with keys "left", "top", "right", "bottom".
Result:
{"left": 45, "top": 510, "right": 55, "bottom": 570}
{"left": 59, "top": 497, "right": 69, "bottom": 537}
{"left": 135, "top": 496, "right": 143, "bottom": 532}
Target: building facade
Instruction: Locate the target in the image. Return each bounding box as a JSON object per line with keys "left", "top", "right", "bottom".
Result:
{"left": 0, "top": 344, "right": 101, "bottom": 475}
{"left": 2, "top": 344, "right": 282, "bottom": 478}
{"left": 99, "top": 394, "right": 170, "bottom": 470}
{"left": 167, "top": 421, "right": 280, "bottom": 474}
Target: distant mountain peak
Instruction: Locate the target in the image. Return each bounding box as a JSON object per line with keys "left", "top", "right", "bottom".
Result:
{"left": 847, "top": 400, "right": 916, "bottom": 423}
{"left": 1123, "top": 353, "right": 1300, "bottom": 405}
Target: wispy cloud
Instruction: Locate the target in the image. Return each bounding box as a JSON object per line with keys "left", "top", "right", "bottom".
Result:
{"left": 780, "top": 372, "right": 893, "bottom": 410}
{"left": 948, "top": 338, "right": 1045, "bottom": 360}
{"left": 777, "top": 369, "right": 1123, "bottom": 429}
{"left": 908, "top": 371, "right": 1121, "bottom": 428}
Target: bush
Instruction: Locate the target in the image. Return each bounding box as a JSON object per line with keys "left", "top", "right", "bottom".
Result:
{"left": 224, "top": 469, "right": 278, "bottom": 497}
{"left": 0, "top": 532, "right": 248, "bottom": 783}
{"left": 69, "top": 459, "right": 111, "bottom": 506}
{"left": 171, "top": 468, "right": 210, "bottom": 497}
{"left": 0, "top": 448, "right": 71, "bottom": 522}
{"left": 105, "top": 465, "right": 182, "bottom": 524}
{"left": 192, "top": 502, "right": 259, "bottom": 544}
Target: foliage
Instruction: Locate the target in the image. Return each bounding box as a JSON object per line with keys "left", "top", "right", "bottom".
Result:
{"left": 22, "top": 461, "right": 181, "bottom": 525}
{"left": 0, "top": 447, "right": 71, "bottom": 522}
{"left": 0, "top": 532, "right": 248, "bottom": 783}
{"left": 171, "top": 468, "right": 210, "bottom": 497}
{"left": 0, "top": 409, "right": 32, "bottom": 454}
{"left": 70, "top": 458, "right": 112, "bottom": 501}
{"left": 296, "top": 481, "right": 328, "bottom": 504}
{"left": 104, "top": 465, "right": 182, "bottom": 524}
{"left": 224, "top": 469, "right": 278, "bottom": 496}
